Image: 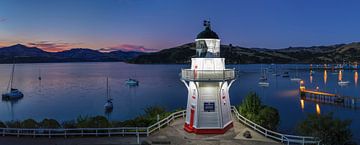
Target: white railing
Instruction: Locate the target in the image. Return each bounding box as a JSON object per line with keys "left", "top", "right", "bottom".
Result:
{"left": 0, "top": 110, "right": 186, "bottom": 138}
{"left": 0, "top": 107, "right": 319, "bottom": 145}
{"left": 181, "top": 69, "right": 235, "bottom": 81}
{"left": 231, "top": 106, "right": 321, "bottom": 145}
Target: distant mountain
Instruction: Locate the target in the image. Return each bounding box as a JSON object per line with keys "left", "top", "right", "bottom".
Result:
{"left": 129, "top": 42, "right": 360, "bottom": 64}
{"left": 0, "top": 44, "right": 144, "bottom": 63}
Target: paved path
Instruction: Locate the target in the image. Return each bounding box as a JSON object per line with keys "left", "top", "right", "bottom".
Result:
{"left": 145, "top": 116, "right": 281, "bottom": 145}
{"left": 0, "top": 115, "right": 281, "bottom": 145}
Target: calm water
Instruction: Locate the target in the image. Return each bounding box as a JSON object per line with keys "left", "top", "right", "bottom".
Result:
{"left": 0, "top": 62, "right": 359, "bottom": 141}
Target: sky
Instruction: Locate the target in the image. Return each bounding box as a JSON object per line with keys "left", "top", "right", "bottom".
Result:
{"left": 1, "top": 0, "right": 360, "bottom": 52}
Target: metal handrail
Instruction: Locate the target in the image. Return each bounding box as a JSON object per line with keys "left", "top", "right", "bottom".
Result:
{"left": 231, "top": 106, "right": 320, "bottom": 145}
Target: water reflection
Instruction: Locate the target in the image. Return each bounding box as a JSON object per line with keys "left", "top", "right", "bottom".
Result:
{"left": 355, "top": 71, "right": 358, "bottom": 86}
{"left": 324, "top": 70, "right": 327, "bottom": 84}
{"left": 339, "top": 70, "right": 343, "bottom": 81}
{"left": 316, "top": 104, "right": 321, "bottom": 115}
{"left": 300, "top": 99, "right": 304, "bottom": 110}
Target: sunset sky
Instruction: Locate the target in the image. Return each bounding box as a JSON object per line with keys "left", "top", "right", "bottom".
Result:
{"left": 1, "top": 0, "right": 360, "bottom": 52}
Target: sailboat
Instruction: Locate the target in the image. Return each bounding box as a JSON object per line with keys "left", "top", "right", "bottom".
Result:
{"left": 2, "top": 63, "right": 24, "bottom": 100}
{"left": 104, "top": 77, "right": 113, "bottom": 111}
{"left": 290, "top": 66, "right": 301, "bottom": 81}
{"left": 272, "top": 64, "right": 280, "bottom": 76}
{"left": 258, "top": 65, "right": 269, "bottom": 87}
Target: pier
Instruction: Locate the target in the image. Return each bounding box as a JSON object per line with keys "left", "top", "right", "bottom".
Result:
{"left": 299, "top": 81, "right": 360, "bottom": 109}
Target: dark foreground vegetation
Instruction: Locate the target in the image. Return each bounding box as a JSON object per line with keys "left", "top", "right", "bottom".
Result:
{"left": 237, "top": 92, "right": 280, "bottom": 130}
{"left": 0, "top": 106, "right": 176, "bottom": 129}
{"left": 297, "top": 113, "right": 355, "bottom": 145}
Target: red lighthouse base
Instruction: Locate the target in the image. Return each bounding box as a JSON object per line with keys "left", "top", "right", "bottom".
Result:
{"left": 184, "top": 122, "right": 233, "bottom": 134}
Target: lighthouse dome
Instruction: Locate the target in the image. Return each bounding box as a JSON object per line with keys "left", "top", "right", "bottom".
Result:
{"left": 196, "top": 21, "right": 219, "bottom": 39}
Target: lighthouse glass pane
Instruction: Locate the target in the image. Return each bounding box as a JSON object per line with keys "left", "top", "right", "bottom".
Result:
{"left": 204, "top": 102, "right": 215, "bottom": 112}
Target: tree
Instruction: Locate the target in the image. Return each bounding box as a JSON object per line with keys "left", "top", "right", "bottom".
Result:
{"left": 6, "top": 121, "right": 21, "bottom": 128}
{"left": 88, "top": 116, "right": 111, "bottom": 128}
{"left": 21, "top": 119, "right": 38, "bottom": 128}
{"left": 144, "top": 106, "right": 166, "bottom": 118}
{"left": 238, "top": 92, "right": 280, "bottom": 130}
{"left": 0, "top": 121, "right": 6, "bottom": 128}
{"left": 297, "top": 112, "right": 353, "bottom": 145}
{"left": 238, "top": 92, "right": 262, "bottom": 122}
{"left": 40, "top": 119, "right": 60, "bottom": 128}
{"left": 257, "top": 106, "right": 279, "bottom": 130}
{"left": 62, "top": 120, "right": 76, "bottom": 128}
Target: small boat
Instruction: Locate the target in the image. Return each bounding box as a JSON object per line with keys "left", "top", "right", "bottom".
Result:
{"left": 334, "top": 97, "right": 345, "bottom": 103}
{"left": 125, "top": 78, "right": 139, "bottom": 86}
{"left": 338, "top": 80, "right": 350, "bottom": 86}
{"left": 291, "top": 66, "right": 301, "bottom": 81}
{"left": 258, "top": 81, "right": 270, "bottom": 87}
{"left": 104, "top": 77, "right": 113, "bottom": 111}
{"left": 290, "top": 78, "right": 301, "bottom": 81}
{"left": 2, "top": 88, "right": 24, "bottom": 100}
{"left": 2, "top": 62, "right": 24, "bottom": 100}
{"left": 258, "top": 65, "right": 269, "bottom": 87}
{"left": 282, "top": 72, "right": 290, "bottom": 77}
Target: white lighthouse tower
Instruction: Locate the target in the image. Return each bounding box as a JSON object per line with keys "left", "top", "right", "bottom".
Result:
{"left": 181, "top": 21, "right": 236, "bottom": 134}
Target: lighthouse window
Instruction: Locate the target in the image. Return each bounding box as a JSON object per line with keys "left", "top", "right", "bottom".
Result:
{"left": 204, "top": 102, "right": 215, "bottom": 112}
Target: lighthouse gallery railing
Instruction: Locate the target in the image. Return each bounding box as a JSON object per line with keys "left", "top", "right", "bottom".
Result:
{"left": 181, "top": 69, "right": 235, "bottom": 81}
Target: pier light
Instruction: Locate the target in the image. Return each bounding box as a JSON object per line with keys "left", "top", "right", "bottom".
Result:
{"left": 180, "top": 21, "right": 235, "bottom": 134}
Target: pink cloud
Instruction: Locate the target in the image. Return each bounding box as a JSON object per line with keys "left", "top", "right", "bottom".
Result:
{"left": 27, "top": 41, "right": 80, "bottom": 52}
{"left": 104, "top": 44, "right": 158, "bottom": 52}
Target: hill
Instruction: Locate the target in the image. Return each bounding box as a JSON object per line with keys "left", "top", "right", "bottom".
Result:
{"left": 0, "top": 44, "right": 144, "bottom": 63}
{"left": 129, "top": 42, "right": 360, "bottom": 64}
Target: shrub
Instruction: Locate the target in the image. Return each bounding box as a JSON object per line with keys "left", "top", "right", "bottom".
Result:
{"left": 238, "top": 92, "right": 262, "bottom": 121}
{"left": 62, "top": 120, "right": 77, "bottom": 128}
{"left": 40, "top": 119, "right": 60, "bottom": 128}
{"left": 88, "top": 116, "right": 111, "bottom": 128}
{"left": 144, "top": 106, "right": 166, "bottom": 118}
{"left": 6, "top": 121, "right": 21, "bottom": 128}
{"left": 257, "top": 106, "right": 279, "bottom": 130}
{"left": 237, "top": 92, "right": 280, "bottom": 130}
{"left": 0, "top": 121, "right": 6, "bottom": 128}
{"left": 21, "top": 119, "right": 38, "bottom": 128}
{"left": 297, "top": 112, "right": 352, "bottom": 145}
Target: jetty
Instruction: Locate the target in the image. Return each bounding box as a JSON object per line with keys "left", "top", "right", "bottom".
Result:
{"left": 299, "top": 80, "right": 359, "bottom": 109}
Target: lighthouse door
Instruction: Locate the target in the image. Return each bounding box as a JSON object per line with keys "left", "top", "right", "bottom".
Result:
{"left": 189, "top": 106, "right": 195, "bottom": 128}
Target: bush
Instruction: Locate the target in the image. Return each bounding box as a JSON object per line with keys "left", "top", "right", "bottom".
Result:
{"left": 144, "top": 106, "right": 166, "bottom": 117}
{"left": 62, "top": 120, "right": 77, "bottom": 128}
{"left": 0, "top": 121, "right": 6, "bottom": 128}
{"left": 6, "top": 121, "right": 21, "bottom": 128}
{"left": 88, "top": 116, "right": 111, "bottom": 128}
{"left": 21, "top": 119, "right": 39, "bottom": 128}
{"left": 238, "top": 92, "right": 280, "bottom": 130}
{"left": 238, "top": 92, "right": 262, "bottom": 121}
{"left": 75, "top": 115, "right": 111, "bottom": 128}
{"left": 257, "top": 106, "right": 279, "bottom": 130}
{"left": 297, "top": 112, "right": 353, "bottom": 145}
{"left": 40, "top": 119, "right": 60, "bottom": 128}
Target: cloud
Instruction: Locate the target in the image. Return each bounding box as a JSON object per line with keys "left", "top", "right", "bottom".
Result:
{"left": 103, "top": 44, "right": 158, "bottom": 52}
{"left": 0, "top": 18, "right": 7, "bottom": 22}
{"left": 27, "top": 41, "right": 80, "bottom": 52}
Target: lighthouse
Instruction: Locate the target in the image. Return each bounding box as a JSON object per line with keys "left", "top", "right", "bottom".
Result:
{"left": 180, "top": 21, "right": 236, "bottom": 134}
